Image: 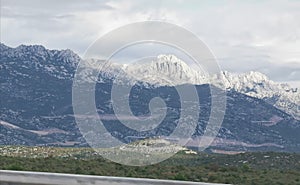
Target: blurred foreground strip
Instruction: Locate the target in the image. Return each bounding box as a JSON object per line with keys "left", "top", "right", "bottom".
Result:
{"left": 0, "top": 170, "right": 230, "bottom": 185}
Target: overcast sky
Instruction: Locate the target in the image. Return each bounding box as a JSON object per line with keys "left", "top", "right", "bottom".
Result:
{"left": 1, "top": 0, "right": 299, "bottom": 86}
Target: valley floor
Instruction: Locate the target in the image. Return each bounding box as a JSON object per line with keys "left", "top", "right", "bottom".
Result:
{"left": 0, "top": 146, "right": 300, "bottom": 185}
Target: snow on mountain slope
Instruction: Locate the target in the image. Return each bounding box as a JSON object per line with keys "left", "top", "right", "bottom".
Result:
{"left": 83, "top": 54, "right": 299, "bottom": 119}
{"left": 124, "top": 55, "right": 210, "bottom": 85}
{"left": 218, "top": 71, "right": 299, "bottom": 119}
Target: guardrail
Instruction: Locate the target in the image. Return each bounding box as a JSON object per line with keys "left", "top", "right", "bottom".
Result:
{"left": 0, "top": 170, "right": 230, "bottom": 185}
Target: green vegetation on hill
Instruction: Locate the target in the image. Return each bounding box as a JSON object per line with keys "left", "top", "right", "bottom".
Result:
{"left": 0, "top": 146, "right": 299, "bottom": 185}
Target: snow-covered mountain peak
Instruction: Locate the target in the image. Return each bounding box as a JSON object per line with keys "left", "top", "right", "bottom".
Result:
{"left": 218, "top": 70, "right": 299, "bottom": 119}
{"left": 219, "top": 70, "right": 296, "bottom": 97}
{"left": 222, "top": 70, "right": 268, "bottom": 84}
{"left": 156, "top": 54, "right": 186, "bottom": 64}
{"left": 152, "top": 54, "right": 194, "bottom": 74}
{"left": 243, "top": 71, "right": 268, "bottom": 82}
{"left": 121, "top": 54, "right": 209, "bottom": 85}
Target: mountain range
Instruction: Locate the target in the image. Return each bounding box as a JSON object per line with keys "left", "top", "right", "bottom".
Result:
{"left": 81, "top": 54, "right": 299, "bottom": 120}
{"left": 0, "top": 43, "right": 299, "bottom": 153}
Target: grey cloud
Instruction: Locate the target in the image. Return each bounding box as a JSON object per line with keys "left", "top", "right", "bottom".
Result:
{"left": 1, "top": 0, "right": 113, "bottom": 14}
{"left": 264, "top": 65, "right": 300, "bottom": 82}
{"left": 0, "top": 0, "right": 113, "bottom": 24}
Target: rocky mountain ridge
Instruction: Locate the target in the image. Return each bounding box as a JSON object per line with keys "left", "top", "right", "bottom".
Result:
{"left": 1, "top": 43, "right": 299, "bottom": 152}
